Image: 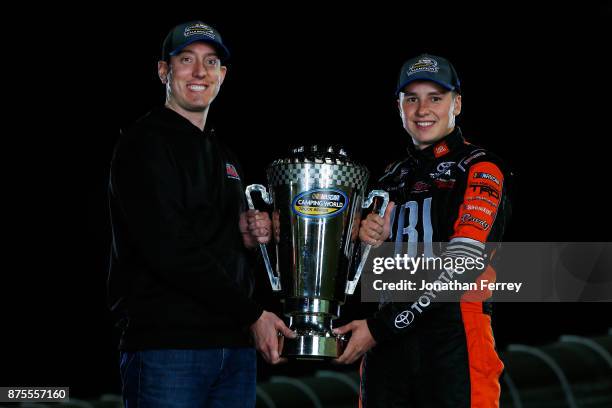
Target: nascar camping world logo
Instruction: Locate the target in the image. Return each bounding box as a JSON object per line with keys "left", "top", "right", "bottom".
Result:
{"left": 292, "top": 188, "right": 348, "bottom": 219}
{"left": 408, "top": 58, "right": 439, "bottom": 74}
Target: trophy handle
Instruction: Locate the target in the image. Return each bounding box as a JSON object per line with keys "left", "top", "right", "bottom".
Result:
{"left": 345, "top": 189, "right": 389, "bottom": 295}
{"left": 245, "top": 184, "right": 282, "bottom": 292}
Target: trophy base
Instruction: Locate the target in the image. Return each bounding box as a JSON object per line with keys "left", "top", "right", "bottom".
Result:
{"left": 282, "top": 334, "right": 346, "bottom": 360}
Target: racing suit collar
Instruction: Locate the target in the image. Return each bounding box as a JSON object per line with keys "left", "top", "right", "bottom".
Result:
{"left": 408, "top": 127, "right": 464, "bottom": 162}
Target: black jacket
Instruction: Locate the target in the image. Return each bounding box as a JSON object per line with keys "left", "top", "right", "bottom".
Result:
{"left": 108, "top": 107, "right": 263, "bottom": 350}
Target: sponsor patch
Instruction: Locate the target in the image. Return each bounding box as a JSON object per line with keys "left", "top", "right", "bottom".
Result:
{"left": 469, "top": 183, "right": 500, "bottom": 199}
{"left": 292, "top": 188, "right": 348, "bottom": 218}
{"left": 434, "top": 141, "right": 450, "bottom": 158}
{"left": 410, "top": 181, "right": 431, "bottom": 193}
{"left": 458, "top": 150, "right": 486, "bottom": 171}
{"left": 466, "top": 196, "right": 499, "bottom": 208}
{"left": 473, "top": 172, "right": 500, "bottom": 185}
{"left": 434, "top": 179, "right": 456, "bottom": 189}
{"left": 394, "top": 310, "right": 415, "bottom": 329}
{"left": 226, "top": 163, "right": 240, "bottom": 180}
{"left": 465, "top": 204, "right": 493, "bottom": 216}
{"left": 379, "top": 160, "right": 407, "bottom": 183}
{"left": 460, "top": 213, "right": 490, "bottom": 230}
{"left": 429, "top": 161, "right": 455, "bottom": 179}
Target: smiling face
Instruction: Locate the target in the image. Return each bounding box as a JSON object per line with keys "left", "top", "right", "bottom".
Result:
{"left": 157, "top": 42, "right": 226, "bottom": 116}
{"left": 398, "top": 81, "right": 462, "bottom": 150}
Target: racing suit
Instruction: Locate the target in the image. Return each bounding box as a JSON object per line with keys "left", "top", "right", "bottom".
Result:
{"left": 360, "top": 127, "right": 511, "bottom": 407}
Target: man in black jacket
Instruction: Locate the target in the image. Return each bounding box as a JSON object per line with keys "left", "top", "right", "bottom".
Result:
{"left": 108, "top": 21, "right": 294, "bottom": 408}
{"left": 334, "top": 54, "right": 510, "bottom": 407}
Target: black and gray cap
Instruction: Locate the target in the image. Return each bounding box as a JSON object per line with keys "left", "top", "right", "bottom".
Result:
{"left": 396, "top": 54, "right": 460, "bottom": 95}
{"left": 161, "top": 21, "right": 230, "bottom": 62}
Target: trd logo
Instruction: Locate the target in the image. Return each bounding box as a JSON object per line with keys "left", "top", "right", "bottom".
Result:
{"left": 470, "top": 184, "right": 500, "bottom": 199}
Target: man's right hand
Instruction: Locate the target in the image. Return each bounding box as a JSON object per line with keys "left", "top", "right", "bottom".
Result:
{"left": 358, "top": 201, "right": 395, "bottom": 247}
{"left": 250, "top": 311, "right": 296, "bottom": 364}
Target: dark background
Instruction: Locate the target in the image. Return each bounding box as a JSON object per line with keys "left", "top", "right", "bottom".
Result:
{"left": 4, "top": 4, "right": 611, "bottom": 399}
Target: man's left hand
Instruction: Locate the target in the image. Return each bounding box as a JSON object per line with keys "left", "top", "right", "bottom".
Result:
{"left": 333, "top": 319, "right": 376, "bottom": 364}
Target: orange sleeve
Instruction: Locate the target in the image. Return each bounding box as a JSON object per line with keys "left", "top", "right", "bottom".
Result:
{"left": 451, "top": 161, "right": 504, "bottom": 243}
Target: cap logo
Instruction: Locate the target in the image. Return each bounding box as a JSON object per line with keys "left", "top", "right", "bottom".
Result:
{"left": 407, "top": 58, "right": 439, "bottom": 75}
{"left": 184, "top": 23, "right": 215, "bottom": 39}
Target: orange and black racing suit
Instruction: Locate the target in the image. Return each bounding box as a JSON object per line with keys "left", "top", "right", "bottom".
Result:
{"left": 360, "top": 127, "right": 511, "bottom": 407}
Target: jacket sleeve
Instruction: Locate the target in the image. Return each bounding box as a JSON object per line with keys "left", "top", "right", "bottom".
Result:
{"left": 110, "top": 130, "right": 263, "bottom": 327}
{"left": 367, "top": 159, "right": 508, "bottom": 342}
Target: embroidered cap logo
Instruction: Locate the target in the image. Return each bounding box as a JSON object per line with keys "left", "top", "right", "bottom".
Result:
{"left": 408, "top": 58, "right": 439, "bottom": 75}
{"left": 184, "top": 23, "right": 215, "bottom": 39}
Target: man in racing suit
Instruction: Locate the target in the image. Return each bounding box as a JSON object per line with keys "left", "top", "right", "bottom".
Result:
{"left": 334, "top": 54, "right": 511, "bottom": 407}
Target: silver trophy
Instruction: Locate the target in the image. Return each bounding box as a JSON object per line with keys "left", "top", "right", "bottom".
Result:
{"left": 246, "top": 145, "right": 388, "bottom": 359}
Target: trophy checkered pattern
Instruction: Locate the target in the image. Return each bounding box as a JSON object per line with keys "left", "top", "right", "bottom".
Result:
{"left": 267, "top": 162, "right": 369, "bottom": 190}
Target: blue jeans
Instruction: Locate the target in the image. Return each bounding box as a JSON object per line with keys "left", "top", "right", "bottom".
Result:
{"left": 120, "top": 348, "right": 256, "bottom": 408}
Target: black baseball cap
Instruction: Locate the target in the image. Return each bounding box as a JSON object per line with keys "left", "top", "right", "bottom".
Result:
{"left": 396, "top": 54, "right": 460, "bottom": 95}
{"left": 161, "top": 21, "right": 230, "bottom": 62}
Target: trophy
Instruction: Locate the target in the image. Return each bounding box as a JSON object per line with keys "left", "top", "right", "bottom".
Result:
{"left": 245, "top": 145, "right": 388, "bottom": 359}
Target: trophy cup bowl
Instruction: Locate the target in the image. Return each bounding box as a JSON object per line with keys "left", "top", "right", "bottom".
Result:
{"left": 246, "top": 145, "right": 388, "bottom": 359}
